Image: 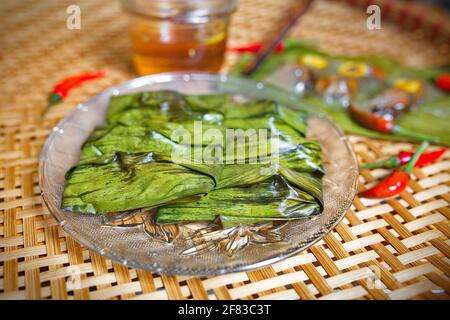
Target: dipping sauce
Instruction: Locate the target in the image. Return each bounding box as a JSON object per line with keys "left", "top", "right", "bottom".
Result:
{"left": 121, "top": 0, "right": 236, "bottom": 75}
{"left": 130, "top": 18, "right": 228, "bottom": 74}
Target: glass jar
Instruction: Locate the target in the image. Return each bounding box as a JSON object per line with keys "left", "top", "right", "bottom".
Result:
{"left": 121, "top": 0, "right": 237, "bottom": 75}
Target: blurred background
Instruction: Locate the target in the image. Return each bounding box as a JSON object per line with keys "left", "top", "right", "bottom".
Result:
{"left": 0, "top": 0, "right": 449, "bottom": 119}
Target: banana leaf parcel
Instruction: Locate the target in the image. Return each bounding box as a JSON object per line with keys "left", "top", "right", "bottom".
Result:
{"left": 62, "top": 91, "right": 324, "bottom": 225}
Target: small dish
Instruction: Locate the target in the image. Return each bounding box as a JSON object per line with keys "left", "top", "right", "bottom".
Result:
{"left": 39, "top": 72, "right": 358, "bottom": 275}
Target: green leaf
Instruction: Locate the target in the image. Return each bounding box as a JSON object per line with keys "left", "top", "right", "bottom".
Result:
{"left": 156, "top": 177, "right": 321, "bottom": 224}
{"left": 63, "top": 90, "right": 324, "bottom": 226}
{"left": 62, "top": 153, "right": 216, "bottom": 214}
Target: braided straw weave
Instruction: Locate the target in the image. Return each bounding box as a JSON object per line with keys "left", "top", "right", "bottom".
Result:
{"left": 0, "top": 0, "right": 449, "bottom": 300}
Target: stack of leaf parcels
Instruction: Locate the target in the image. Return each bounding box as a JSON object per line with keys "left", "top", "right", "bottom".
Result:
{"left": 62, "top": 91, "right": 324, "bottom": 227}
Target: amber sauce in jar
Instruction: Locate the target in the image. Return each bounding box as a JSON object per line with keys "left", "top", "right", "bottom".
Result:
{"left": 130, "top": 17, "right": 228, "bottom": 75}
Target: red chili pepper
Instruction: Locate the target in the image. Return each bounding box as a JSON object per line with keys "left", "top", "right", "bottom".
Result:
{"left": 228, "top": 41, "right": 285, "bottom": 53}
{"left": 435, "top": 73, "right": 450, "bottom": 92}
{"left": 359, "top": 141, "right": 428, "bottom": 198}
{"left": 42, "top": 70, "right": 106, "bottom": 118}
{"left": 348, "top": 104, "right": 439, "bottom": 143}
{"left": 360, "top": 148, "right": 447, "bottom": 170}
{"left": 348, "top": 104, "right": 393, "bottom": 133}
{"left": 399, "top": 148, "right": 447, "bottom": 166}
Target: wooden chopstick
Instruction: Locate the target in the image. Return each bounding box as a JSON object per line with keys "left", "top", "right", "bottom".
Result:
{"left": 242, "top": 0, "right": 315, "bottom": 76}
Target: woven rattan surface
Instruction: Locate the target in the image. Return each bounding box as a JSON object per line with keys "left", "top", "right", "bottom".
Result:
{"left": 0, "top": 0, "right": 449, "bottom": 300}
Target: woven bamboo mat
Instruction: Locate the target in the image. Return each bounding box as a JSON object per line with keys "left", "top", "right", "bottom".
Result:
{"left": 0, "top": 0, "right": 449, "bottom": 300}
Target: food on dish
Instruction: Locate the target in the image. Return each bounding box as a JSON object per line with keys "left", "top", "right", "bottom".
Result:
{"left": 234, "top": 40, "right": 450, "bottom": 146}
{"left": 62, "top": 90, "right": 324, "bottom": 226}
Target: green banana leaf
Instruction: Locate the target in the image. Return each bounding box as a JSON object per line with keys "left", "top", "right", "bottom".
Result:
{"left": 231, "top": 40, "right": 450, "bottom": 146}
{"left": 156, "top": 176, "right": 321, "bottom": 225}
{"left": 62, "top": 90, "right": 324, "bottom": 226}
{"left": 62, "top": 152, "right": 216, "bottom": 214}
